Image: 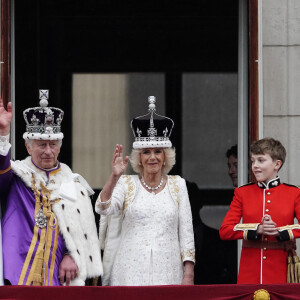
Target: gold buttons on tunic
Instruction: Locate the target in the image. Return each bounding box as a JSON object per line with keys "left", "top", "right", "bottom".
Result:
{"left": 263, "top": 248, "right": 267, "bottom": 251}
{"left": 264, "top": 238, "right": 268, "bottom": 241}
{"left": 267, "top": 192, "right": 271, "bottom": 195}
{"left": 265, "top": 209, "right": 269, "bottom": 212}
{"left": 267, "top": 200, "right": 271, "bottom": 203}
{"left": 263, "top": 256, "right": 266, "bottom": 260}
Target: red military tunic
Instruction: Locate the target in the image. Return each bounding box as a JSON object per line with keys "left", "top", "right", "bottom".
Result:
{"left": 219, "top": 177, "right": 300, "bottom": 284}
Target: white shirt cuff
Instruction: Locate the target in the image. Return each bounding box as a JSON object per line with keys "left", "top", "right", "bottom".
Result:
{"left": 0, "top": 134, "right": 11, "bottom": 156}
{"left": 95, "top": 192, "right": 112, "bottom": 214}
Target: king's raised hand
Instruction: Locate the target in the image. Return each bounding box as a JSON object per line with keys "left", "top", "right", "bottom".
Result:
{"left": 0, "top": 97, "right": 13, "bottom": 136}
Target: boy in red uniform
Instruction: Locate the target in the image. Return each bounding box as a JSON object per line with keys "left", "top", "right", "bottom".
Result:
{"left": 220, "top": 138, "right": 300, "bottom": 284}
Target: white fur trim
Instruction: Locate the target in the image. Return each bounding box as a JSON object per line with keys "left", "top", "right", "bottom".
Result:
{"left": 63, "top": 278, "right": 85, "bottom": 286}
{"left": 133, "top": 140, "right": 172, "bottom": 149}
{"left": 11, "top": 156, "right": 103, "bottom": 282}
{"left": 0, "top": 135, "right": 11, "bottom": 156}
{"left": 11, "top": 157, "right": 73, "bottom": 199}
{"left": 23, "top": 132, "right": 64, "bottom": 141}
{"left": 59, "top": 180, "right": 78, "bottom": 202}
{"left": 53, "top": 189, "right": 103, "bottom": 281}
{"left": 72, "top": 173, "right": 94, "bottom": 196}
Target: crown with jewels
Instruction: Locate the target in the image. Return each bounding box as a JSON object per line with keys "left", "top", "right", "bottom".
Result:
{"left": 23, "top": 90, "right": 64, "bottom": 140}
{"left": 131, "top": 96, "right": 174, "bottom": 149}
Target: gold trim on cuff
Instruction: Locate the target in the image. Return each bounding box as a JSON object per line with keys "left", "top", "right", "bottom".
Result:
{"left": 234, "top": 223, "right": 260, "bottom": 231}
{"left": 278, "top": 224, "right": 300, "bottom": 231}
{"left": 97, "top": 199, "right": 111, "bottom": 210}
{"left": 181, "top": 249, "right": 195, "bottom": 263}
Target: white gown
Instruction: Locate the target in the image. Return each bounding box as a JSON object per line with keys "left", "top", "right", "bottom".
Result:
{"left": 96, "top": 175, "right": 195, "bottom": 286}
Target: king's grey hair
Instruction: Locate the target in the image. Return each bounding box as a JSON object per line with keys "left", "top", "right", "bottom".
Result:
{"left": 25, "top": 139, "right": 63, "bottom": 150}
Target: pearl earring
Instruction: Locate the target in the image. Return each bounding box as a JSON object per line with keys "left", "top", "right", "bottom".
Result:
{"left": 163, "top": 162, "right": 166, "bottom": 166}
{"left": 139, "top": 162, "right": 141, "bottom": 166}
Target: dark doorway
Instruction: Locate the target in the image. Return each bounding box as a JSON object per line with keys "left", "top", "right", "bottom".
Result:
{"left": 14, "top": 0, "right": 238, "bottom": 167}
{"left": 14, "top": 0, "right": 239, "bottom": 284}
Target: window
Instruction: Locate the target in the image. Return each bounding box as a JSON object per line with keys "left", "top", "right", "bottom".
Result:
{"left": 72, "top": 73, "right": 165, "bottom": 188}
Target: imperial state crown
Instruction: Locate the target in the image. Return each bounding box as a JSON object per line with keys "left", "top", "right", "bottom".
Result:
{"left": 23, "top": 90, "right": 64, "bottom": 140}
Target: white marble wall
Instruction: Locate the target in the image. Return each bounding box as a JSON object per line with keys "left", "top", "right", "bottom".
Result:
{"left": 262, "top": 0, "right": 300, "bottom": 186}
{"left": 72, "top": 74, "right": 130, "bottom": 188}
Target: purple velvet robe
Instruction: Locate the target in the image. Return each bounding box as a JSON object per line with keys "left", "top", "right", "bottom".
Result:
{"left": 0, "top": 153, "right": 67, "bottom": 285}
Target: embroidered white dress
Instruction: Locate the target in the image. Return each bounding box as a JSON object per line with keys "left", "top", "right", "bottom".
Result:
{"left": 96, "top": 175, "right": 195, "bottom": 286}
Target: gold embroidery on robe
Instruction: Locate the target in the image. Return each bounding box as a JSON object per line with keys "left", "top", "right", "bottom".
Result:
{"left": 18, "top": 175, "right": 60, "bottom": 286}
{"left": 0, "top": 165, "right": 11, "bottom": 174}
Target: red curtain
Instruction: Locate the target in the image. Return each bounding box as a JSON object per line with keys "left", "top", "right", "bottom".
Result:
{"left": 1, "top": 284, "right": 300, "bottom": 300}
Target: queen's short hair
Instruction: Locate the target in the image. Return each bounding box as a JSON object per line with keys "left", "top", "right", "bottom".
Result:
{"left": 130, "top": 147, "right": 176, "bottom": 175}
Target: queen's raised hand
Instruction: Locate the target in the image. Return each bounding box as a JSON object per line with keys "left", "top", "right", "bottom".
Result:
{"left": 111, "top": 144, "right": 129, "bottom": 178}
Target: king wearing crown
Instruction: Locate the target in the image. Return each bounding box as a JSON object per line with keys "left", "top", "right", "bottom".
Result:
{"left": 0, "top": 91, "right": 102, "bottom": 286}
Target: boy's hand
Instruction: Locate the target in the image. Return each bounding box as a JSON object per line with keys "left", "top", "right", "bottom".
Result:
{"left": 257, "top": 214, "right": 279, "bottom": 236}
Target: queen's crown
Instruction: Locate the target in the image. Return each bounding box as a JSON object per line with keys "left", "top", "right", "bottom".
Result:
{"left": 131, "top": 96, "right": 174, "bottom": 149}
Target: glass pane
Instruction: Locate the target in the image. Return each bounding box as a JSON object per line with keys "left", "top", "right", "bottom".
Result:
{"left": 72, "top": 73, "right": 165, "bottom": 188}
{"left": 183, "top": 73, "right": 238, "bottom": 284}
{"left": 182, "top": 73, "right": 238, "bottom": 189}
